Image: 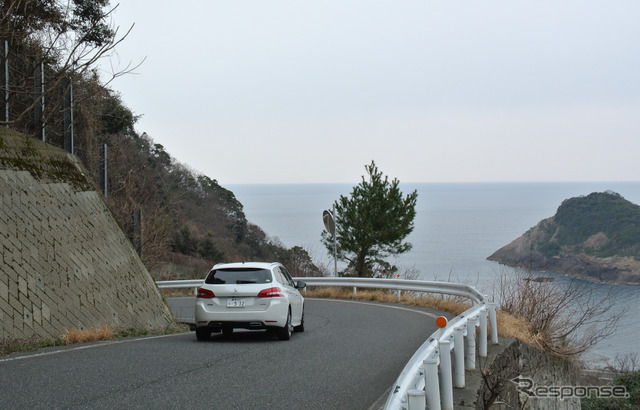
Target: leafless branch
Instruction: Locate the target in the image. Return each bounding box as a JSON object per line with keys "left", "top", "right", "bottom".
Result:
{"left": 494, "top": 267, "right": 624, "bottom": 358}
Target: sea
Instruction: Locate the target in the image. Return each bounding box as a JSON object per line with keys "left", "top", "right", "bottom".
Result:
{"left": 228, "top": 182, "right": 640, "bottom": 367}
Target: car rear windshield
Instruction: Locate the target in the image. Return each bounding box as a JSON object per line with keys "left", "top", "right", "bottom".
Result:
{"left": 204, "top": 268, "right": 272, "bottom": 285}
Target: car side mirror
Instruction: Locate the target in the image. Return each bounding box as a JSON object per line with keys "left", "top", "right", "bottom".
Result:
{"left": 295, "top": 281, "right": 306, "bottom": 289}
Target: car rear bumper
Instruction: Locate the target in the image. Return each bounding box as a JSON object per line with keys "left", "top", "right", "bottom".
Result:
{"left": 202, "top": 321, "right": 273, "bottom": 331}
{"left": 194, "top": 299, "right": 288, "bottom": 329}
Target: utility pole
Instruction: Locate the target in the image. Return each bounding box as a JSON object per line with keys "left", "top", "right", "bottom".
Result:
{"left": 2, "top": 40, "right": 8, "bottom": 126}
{"left": 34, "top": 60, "right": 45, "bottom": 141}
{"left": 100, "top": 143, "right": 108, "bottom": 197}
{"left": 63, "top": 77, "right": 73, "bottom": 153}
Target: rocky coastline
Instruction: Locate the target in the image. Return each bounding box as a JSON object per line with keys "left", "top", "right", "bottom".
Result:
{"left": 487, "top": 192, "right": 640, "bottom": 285}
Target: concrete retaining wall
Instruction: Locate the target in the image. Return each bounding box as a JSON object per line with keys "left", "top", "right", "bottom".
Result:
{"left": 0, "top": 130, "right": 173, "bottom": 342}
{"left": 476, "top": 338, "right": 581, "bottom": 409}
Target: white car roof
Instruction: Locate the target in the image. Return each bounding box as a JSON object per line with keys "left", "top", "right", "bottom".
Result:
{"left": 210, "top": 262, "right": 281, "bottom": 270}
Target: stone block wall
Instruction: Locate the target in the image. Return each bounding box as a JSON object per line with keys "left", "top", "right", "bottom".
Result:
{"left": 0, "top": 131, "right": 173, "bottom": 342}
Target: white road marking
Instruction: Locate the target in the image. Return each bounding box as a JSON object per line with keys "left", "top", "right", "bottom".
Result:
{"left": 0, "top": 332, "right": 186, "bottom": 363}
{"left": 307, "top": 297, "right": 443, "bottom": 319}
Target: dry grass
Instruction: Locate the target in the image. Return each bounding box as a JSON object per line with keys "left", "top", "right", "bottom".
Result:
{"left": 1, "top": 323, "right": 190, "bottom": 357}
{"left": 303, "top": 287, "right": 536, "bottom": 345}
{"left": 0, "top": 335, "right": 58, "bottom": 356}
{"left": 62, "top": 325, "right": 114, "bottom": 345}
{"left": 495, "top": 309, "right": 535, "bottom": 343}
{"left": 305, "top": 286, "right": 473, "bottom": 316}
{"left": 59, "top": 323, "right": 191, "bottom": 346}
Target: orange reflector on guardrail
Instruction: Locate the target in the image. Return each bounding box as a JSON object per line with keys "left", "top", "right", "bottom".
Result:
{"left": 436, "top": 316, "right": 447, "bottom": 328}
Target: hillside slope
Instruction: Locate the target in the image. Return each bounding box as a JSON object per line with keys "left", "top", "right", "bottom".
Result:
{"left": 488, "top": 191, "right": 640, "bottom": 284}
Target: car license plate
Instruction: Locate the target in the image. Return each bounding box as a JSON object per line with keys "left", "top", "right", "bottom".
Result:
{"left": 227, "top": 298, "right": 246, "bottom": 308}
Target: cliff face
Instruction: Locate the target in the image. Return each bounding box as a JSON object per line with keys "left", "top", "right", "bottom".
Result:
{"left": 488, "top": 192, "right": 640, "bottom": 284}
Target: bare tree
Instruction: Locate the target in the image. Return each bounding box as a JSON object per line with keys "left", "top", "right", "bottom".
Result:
{"left": 612, "top": 352, "right": 639, "bottom": 373}
{"left": 495, "top": 268, "right": 624, "bottom": 358}
{"left": 0, "top": 0, "right": 138, "bottom": 136}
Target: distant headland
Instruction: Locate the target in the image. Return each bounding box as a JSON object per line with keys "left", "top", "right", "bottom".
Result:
{"left": 488, "top": 191, "right": 640, "bottom": 285}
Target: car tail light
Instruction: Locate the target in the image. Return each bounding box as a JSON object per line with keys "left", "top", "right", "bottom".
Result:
{"left": 257, "top": 287, "right": 283, "bottom": 298}
{"left": 197, "top": 288, "right": 215, "bottom": 298}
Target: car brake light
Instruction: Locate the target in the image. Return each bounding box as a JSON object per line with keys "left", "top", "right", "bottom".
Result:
{"left": 197, "top": 288, "right": 215, "bottom": 298}
{"left": 258, "top": 287, "right": 283, "bottom": 297}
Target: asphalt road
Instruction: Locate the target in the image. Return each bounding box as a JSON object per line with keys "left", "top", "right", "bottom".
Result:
{"left": 0, "top": 298, "right": 446, "bottom": 409}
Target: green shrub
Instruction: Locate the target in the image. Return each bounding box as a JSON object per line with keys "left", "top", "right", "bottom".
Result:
{"left": 582, "top": 371, "right": 640, "bottom": 409}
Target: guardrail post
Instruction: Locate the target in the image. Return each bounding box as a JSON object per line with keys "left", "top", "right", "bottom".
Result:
{"left": 353, "top": 286, "right": 357, "bottom": 295}
{"left": 489, "top": 302, "right": 499, "bottom": 344}
{"left": 407, "top": 390, "right": 426, "bottom": 410}
{"left": 438, "top": 340, "right": 454, "bottom": 410}
{"left": 423, "top": 356, "right": 441, "bottom": 410}
{"left": 465, "top": 318, "right": 476, "bottom": 370}
{"left": 453, "top": 326, "right": 465, "bottom": 388}
{"left": 479, "top": 307, "right": 488, "bottom": 357}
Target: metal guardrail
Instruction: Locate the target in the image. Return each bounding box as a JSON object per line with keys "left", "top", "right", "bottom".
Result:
{"left": 292, "top": 277, "right": 485, "bottom": 304}
{"left": 156, "top": 277, "right": 498, "bottom": 410}
{"left": 157, "top": 279, "right": 203, "bottom": 289}
{"left": 384, "top": 301, "right": 498, "bottom": 410}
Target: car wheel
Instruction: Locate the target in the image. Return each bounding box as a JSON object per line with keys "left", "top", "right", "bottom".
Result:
{"left": 195, "top": 327, "right": 211, "bottom": 341}
{"left": 277, "top": 310, "right": 292, "bottom": 341}
{"left": 293, "top": 308, "right": 305, "bottom": 332}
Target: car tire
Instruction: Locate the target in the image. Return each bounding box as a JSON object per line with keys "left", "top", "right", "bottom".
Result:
{"left": 195, "top": 327, "right": 211, "bottom": 341}
{"left": 293, "top": 308, "right": 305, "bottom": 333}
{"left": 277, "top": 310, "right": 292, "bottom": 341}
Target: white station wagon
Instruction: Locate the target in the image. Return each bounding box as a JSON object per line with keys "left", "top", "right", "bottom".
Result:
{"left": 194, "top": 262, "right": 306, "bottom": 341}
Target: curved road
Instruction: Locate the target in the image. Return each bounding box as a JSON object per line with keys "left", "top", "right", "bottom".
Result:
{"left": 0, "top": 298, "right": 446, "bottom": 409}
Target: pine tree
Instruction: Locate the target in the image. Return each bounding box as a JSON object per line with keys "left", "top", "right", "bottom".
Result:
{"left": 322, "top": 161, "right": 418, "bottom": 277}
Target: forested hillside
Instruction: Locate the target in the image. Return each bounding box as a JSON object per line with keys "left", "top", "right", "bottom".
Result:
{"left": 547, "top": 191, "right": 640, "bottom": 258}
{"left": 0, "top": 0, "right": 322, "bottom": 279}
{"left": 97, "top": 125, "right": 322, "bottom": 279}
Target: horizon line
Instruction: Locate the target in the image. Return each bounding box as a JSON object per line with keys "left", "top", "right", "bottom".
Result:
{"left": 224, "top": 180, "right": 640, "bottom": 186}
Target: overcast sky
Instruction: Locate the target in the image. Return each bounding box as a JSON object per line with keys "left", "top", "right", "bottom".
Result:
{"left": 102, "top": 1, "right": 640, "bottom": 185}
